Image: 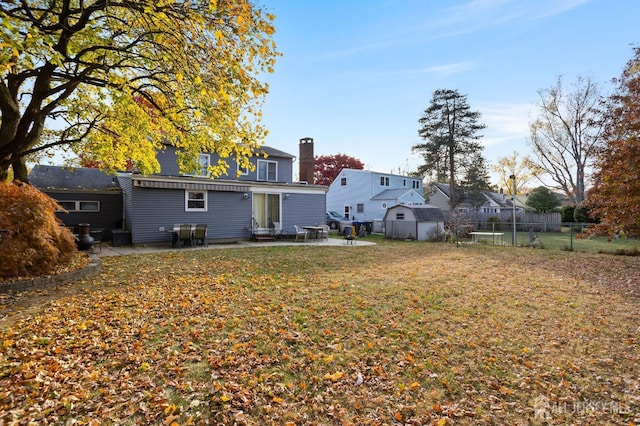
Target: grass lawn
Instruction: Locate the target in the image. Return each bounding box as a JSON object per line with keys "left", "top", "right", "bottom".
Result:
{"left": 1, "top": 241, "right": 639, "bottom": 424}
{"left": 462, "top": 230, "right": 640, "bottom": 254}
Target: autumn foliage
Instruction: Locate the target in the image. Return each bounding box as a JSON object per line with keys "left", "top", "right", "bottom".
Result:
{"left": 587, "top": 47, "right": 640, "bottom": 237}
{"left": 0, "top": 182, "right": 77, "bottom": 278}
{"left": 1, "top": 243, "right": 638, "bottom": 424}
{"left": 313, "top": 154, "right": 365, "bottom": 185}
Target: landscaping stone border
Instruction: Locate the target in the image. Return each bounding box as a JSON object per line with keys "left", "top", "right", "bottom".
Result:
{"left": 0, "top": 256, "right": 102, "bottom": 293}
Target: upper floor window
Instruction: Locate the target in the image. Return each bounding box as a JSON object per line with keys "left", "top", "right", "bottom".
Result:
{"left": 185, "top": 190, "right": 207, "bottom": 211}
{"left": 413, "top": 180, "right": 420, "bottom": 189}
{"left": 187, "top": 154, "right": 210, "bottom": 177}
{"left": 57, "top": 201, "right": 100, "bottom": 212}
{"left": 257, "top": 159, "right": 277, "bottom": 181}
{"left": 340, "top": 176, "right": 347, "bottom": 186}
{"left": 237, "top": 162, "right": 249, "bottom": 176}
{"left": 380, "top": 176, "right": 390, "bottom": 186}
{"left": 403, "top": 179, "right": 407, "bottom": 187}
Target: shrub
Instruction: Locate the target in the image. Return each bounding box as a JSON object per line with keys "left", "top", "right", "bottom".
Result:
{"left": 561, "top": 205, "right": 575, "bottom": 223}
{"left": 0, "top": 181, "right": 78, "bottom": 278}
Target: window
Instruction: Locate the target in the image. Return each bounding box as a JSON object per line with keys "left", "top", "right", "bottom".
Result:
{"left": 185, "top": 190, "right": 207, "bottom": 211}
{"left": 413, "top": 180, "right": 420, "bottom": 189}
{"left": 252, "top": 193, "right": 281, "bottom": 228}
{"left": 186, "top": 154, "right": 211, "bottom": 177}
{"left": 257, "top": 159, "right": 277, "bottom": 181}
{"left": 237, "top": 162, "right": 249, "bottom": 176}
{"left": 340, "top": 177, "right": 347, "bottom": 186}
{"left": 343, "top": 205, "right": 351, "bottom": 220}
{"left": 396, "top": 213, "right": 405, "bottom": 220}
{"left": 57, "top": 201, "right": 100, "bottom": 212}
{"left": 380, "top": 176, "right": 389, "bottom": 186}
{"left": 356, "top": 203, "right": 364, "bottom": 214}
{"left": 403, "top": 179, "right": 407, "bottom": 187}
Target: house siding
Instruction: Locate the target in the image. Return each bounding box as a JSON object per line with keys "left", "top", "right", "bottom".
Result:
{"left": 156, "top": 145, "right": 293, "bottom": 184}
{"left": 281, "top": 193, "right": 326, "bottom": 236}
{"left": 327, "top": 169, "right": 423, "bottom": 221}
{"left": 49, "top": 190, "right": 123, "bottom": 237}
{"left": 128, "top": 186, "right": 253, "bottom": 244}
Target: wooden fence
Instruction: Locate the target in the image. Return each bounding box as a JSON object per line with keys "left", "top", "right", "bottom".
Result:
{"left": 444, "top": 211, "right": 562, "bottom": 232}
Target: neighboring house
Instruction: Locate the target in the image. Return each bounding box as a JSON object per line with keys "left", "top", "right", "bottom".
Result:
{"left": 31, "top": 141, "right": 327, "bottom": 245}
{"left": 429, "top": 183, "right": 526, "bottom": 216}
{"left": 326, "top": 169, "right": 424, "bottom": 226}
{"left": 29, "top": 165, "right": 123, "bottom": 240}
{"left": 383, "top": 205, "right": 446, "bottom": 241}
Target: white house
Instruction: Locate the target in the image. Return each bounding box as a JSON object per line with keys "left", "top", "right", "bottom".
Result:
{"left": 429, "top": 183, "right": 526, "bottom": 215}
{"left": 326, "top": 169, "right": 425, "bottom": 228}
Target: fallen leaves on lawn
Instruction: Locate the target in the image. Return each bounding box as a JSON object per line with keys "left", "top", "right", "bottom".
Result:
{"left": 0, "top": 244, "right": 638, "bottom": 424}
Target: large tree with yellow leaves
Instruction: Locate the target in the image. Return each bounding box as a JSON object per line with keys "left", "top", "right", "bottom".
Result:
{"left": 0, "top": 0, "right": 279, "bottom": 182}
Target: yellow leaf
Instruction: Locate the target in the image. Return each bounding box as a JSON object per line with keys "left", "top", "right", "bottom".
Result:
{"left": 323, "top": 371, "right": 344, "bottom": 381}
{"left": 409, "top": 381, "right": 420, "bottom": 390}
{"left": 272, "top": 396, "right": 284, "bottom": 404}
{"left": 220, "top": 394, "right": 232, "bottom": 402}
{"left": 323, "top": 354, "right": 334, "bottom": 363}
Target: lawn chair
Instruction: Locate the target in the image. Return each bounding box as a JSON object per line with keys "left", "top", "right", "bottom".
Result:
{"left": 194, "top": 224, "right": 208, "bottom": 247}
{"left": 294, "top": 225, "right": 308, "bottom": 242}
{"left": 319, "top": 224, "right": 330, "bottom": 240}
{"left": 271, "top": 222, "right": 283, "bottom": 240}
{"left": 177, "top": 224, "right": 194, "bottom": 248}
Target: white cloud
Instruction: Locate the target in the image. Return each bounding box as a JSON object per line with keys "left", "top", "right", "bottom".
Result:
{"left": 478, "top": 102, "right": 533, "bottom": 147}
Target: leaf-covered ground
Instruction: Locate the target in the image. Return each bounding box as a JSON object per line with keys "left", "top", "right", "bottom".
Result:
{"left": 1, "top": 242, "right": 639, "bottom": 425}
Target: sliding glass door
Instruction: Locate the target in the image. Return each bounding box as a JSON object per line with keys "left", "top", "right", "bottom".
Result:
{"left": 252, "top": 193, "right": 281, "bottom": 228}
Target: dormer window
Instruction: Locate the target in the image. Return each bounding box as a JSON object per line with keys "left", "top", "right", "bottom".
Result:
{"left": 380, "top": 176, "right": 390, "bottom": 187}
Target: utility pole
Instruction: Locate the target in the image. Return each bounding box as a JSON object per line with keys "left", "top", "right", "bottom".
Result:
{"left": 510, "top": 174, "right": 517, "bottom": 246}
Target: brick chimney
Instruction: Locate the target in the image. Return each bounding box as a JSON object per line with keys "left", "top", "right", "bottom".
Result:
{"left": 299, "top": 137, "right": 314, "bottom": 183}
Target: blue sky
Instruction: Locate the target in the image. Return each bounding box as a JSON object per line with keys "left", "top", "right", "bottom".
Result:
{"left": 259, "top": 0, "right": 639, "bottom": 184}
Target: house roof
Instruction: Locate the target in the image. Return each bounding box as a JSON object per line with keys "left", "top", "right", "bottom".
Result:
{"left": 371, "top": 188, "right": 424, "bottom": 201}
{"left": 28, "top": 165, "right": 121, "bottom": 191}
{"left": 387, "top": 205, "right": 445, "bottom": 222}
{"left": 339, "top": 168, "right": 418, "bottom": 179}
{"left": 255, "top": 146, "right": 295, "bottom": 159}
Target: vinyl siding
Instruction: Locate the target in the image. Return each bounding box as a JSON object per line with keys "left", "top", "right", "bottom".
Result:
{"left": 128, "top": 186, "right": 253, "bottom": 244}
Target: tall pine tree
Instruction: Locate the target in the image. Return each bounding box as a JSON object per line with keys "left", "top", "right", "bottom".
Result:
{"left": 413, "top": 89, "right": 486, "bottom": 209}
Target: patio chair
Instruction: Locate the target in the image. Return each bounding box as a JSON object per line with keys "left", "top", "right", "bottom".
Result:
{"left": 319, "top": 224, "right": 330, "bottom": 240}
{"left": 294, "top": 225, "right": 308, "bottom": 242}
{"left": 271, "top": 222, "right": 283, "bottom": 239}
{"left": 177, "top": 224, "right": 194, "bottom": 248}
{"left": 194, "top": 224, "right": 208, "bottom": 247}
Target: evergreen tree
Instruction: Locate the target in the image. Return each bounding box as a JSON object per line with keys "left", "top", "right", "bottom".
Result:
{"left": 413, "top": 89, "right": 486, "bottom": 209}
{"left": 526, "top": 186, "right": 561, "bottom": 213}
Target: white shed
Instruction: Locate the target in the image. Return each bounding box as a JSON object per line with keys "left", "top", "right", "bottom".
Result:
{"left": 383, "top": 205, "right": 446, "bottom": 241}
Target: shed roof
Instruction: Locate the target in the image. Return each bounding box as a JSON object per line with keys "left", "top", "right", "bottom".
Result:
{"left": 386, "top": 205, "right": 445, "bottom": 222}
{"left": 28, "top": 165, "right": 121, "bottom": 191}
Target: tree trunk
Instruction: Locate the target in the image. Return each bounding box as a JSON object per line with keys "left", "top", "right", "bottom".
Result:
{"left": 12, "top": 157, "right": 29, "bottom": 183}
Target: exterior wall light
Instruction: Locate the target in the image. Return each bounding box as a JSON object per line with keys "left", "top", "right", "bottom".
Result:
{"left": 242, "top": 193, "right": 250, "bottom": 199}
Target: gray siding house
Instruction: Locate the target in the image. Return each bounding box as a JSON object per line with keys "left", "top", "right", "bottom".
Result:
{"left": 119, "top": 144, "right": 327, "bottom": 244}
{"left": 32, "top": 142, "right": 327, "bottom": 245}
{"left": 28, "top": 165, "right": 124, "bottom": 240}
